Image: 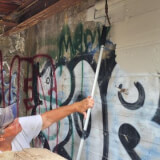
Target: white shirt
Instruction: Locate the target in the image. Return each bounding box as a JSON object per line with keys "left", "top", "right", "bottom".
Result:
{"left": 11, "top": 115, "right": 42, "bottom": 151}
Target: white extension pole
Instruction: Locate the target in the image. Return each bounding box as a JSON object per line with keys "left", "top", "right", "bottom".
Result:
{"left": 76, "top": 26, "right": 108, "bottom": 160}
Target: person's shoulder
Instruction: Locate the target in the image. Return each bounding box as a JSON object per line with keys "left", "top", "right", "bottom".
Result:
{"left": 19, "top": 114, "right": 41, "bottom": 119}
{"left": 18, "top": 115, "right": 42, "bottom": 124}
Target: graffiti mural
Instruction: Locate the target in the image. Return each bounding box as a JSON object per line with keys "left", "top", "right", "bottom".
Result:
{"left": 58, "top": 23, "right": 101, "bottom": 61}
{"left": 0, "top": 70, "right": 17, "bottom": 105}
{"left": 0, "top": 23, "right": 160, "bottom": 160}
{"left": 107, "top": 65, "right": 160, "bottom": 160}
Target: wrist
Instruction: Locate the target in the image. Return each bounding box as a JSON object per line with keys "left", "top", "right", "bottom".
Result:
{"left": 73, "top": 101, "right": 80, "bottom": 113}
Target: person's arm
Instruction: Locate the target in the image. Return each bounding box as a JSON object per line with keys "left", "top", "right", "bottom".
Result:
{"left": 41, "top": 96, "right": 94, "bottom": 130}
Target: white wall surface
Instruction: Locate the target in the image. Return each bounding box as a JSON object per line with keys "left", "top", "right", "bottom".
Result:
{"left": 110, "top": 0, "right": 160, "bottom": 73}
{"left": 86, "top": 0, "right": 160, "bottom": 160}
{"left": 88, "top": 0, "right": 160, "bottom": 73}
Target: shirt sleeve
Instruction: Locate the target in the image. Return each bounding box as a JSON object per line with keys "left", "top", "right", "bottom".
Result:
{"left": 18, "top": 115, "right": 42, "bottom": 143}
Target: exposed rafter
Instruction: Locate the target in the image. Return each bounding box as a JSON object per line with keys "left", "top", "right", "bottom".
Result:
{"left": 0, "top": 3, "right": 18, "bottom": 14}
{"left": 4, "top": 0, "right": 81, "bottom": 36}
{"left": 0, "top": 0, "right": 23, "bottom": 5}
{"left": 0, "top": 0, "right": 82, "bottom": 36}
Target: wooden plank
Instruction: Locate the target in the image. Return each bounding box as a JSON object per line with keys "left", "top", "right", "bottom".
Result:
{"left": 0, "top": 0, "right": 22, "bottom": 5}
{"left": 4, "top": 0, "right": 82, "bottom": 36}
{"left": 18, "top": 0, "right": 59, "bottom": 23}
{"left": 3, "top": 0, "right": 35, "bottom": 20}
{"left": 0, "top": 3, "right": 18, "bottom": 14}
{"left": 0, "top": 148, "right": 66, "bottom": 160}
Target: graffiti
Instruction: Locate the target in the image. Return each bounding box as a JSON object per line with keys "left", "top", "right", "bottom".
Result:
{"left": 0, "top": 52, "right": 57, "bottom": 116}
{"left": 58, "top": 23, "right": 101, "bottom": 61}
{"left": 30, "top": 38, "right": 115, "bottom": 159}
{"left": 0, "top": 23, "right": 160, "bottom": 160}
{"left": 118, "top": 82, "right": 145, "bottom": 110}
{"left": 119, "top": 123, "right": 141, "bottom": 160}
{"left": 0, "top": 70, "right": 17, "bottom": 105}
{"left": 152, "top": 96, "right": 160, "bottom": 125}
{"left": 4, "top": 71, "right": 17, "bottom": 105}
{"left": 0, "top": 58, "right": 17, "bottom": 106}
{"left": 107, "top": 64, "right": 160, "bottom": 160}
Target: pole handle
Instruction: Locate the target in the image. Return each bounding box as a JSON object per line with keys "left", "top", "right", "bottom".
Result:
{"left": 76, "top": 25, "right": 109, "bottom": 160}
{"left": 100, "top": 26, "right": 108, "bottom": 46}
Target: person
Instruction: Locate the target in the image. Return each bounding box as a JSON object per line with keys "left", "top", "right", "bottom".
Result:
{"left": 0, "top": 96, "right": 94, "bottom": 152}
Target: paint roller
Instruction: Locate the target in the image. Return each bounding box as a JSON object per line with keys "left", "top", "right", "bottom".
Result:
{"left": 76, "top": 26, "right": 109, "bottom": 160}
{"left": 76, "top": 0, "right": 111, "bottom": 159}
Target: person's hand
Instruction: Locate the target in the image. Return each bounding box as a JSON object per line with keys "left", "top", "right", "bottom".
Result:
{"left": 76, "top": 96, "right": 94, "bottom": 119}
{"left": 2, "top": 118, "right": 22, "bottom": 141}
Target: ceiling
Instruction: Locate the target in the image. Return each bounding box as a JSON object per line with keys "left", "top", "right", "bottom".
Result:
{"left": 0, "top": 0, "right": 81, "bottom": 36}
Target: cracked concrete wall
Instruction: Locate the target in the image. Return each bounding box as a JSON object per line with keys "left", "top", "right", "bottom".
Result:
{"left": 0, "top": 32, "right": 25, "bottom": 56}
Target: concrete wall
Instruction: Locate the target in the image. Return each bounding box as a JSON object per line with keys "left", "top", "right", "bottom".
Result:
{"left": 0, "top": 0, "right": 160, "bottom": 159}
{"left": 105, "top": 0, "right": 160, "bottom": 160}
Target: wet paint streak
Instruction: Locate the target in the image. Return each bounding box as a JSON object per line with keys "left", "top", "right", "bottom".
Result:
{"left": 118, "top": 82, "right": 145, "bottom": 110}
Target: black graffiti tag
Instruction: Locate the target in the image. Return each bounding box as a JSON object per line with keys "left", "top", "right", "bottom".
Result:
{"left": 118, "top": 82, "right": 145, "bottom": 110}
{"left": 119, "top": 123, "right": 141, "bottom": 160}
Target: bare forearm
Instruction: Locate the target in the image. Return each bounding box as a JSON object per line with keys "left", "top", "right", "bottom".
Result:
{"left": 41, "top": 96, "right": 94, "bottom": 130}
{"left": 41, "top": 102, "right": 78, "bottom": 130}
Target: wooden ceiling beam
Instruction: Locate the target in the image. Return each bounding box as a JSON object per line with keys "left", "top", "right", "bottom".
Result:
{"left": 4, "top": 0, "right": 82, "bottom": 36}
{"left": 0, "top": 19, "right": 17, "bottom": 26}
{"left": 3, "top": 0, "right": 35, "bottom": 20}
{"left": 0, "top": 3, "right": 18, "bottom": 14}
{"left": 0, "top": 0, "right": 23, "bottom": 5}
{"left": 18, "top": 0, "right": 59, "bottom": 23}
